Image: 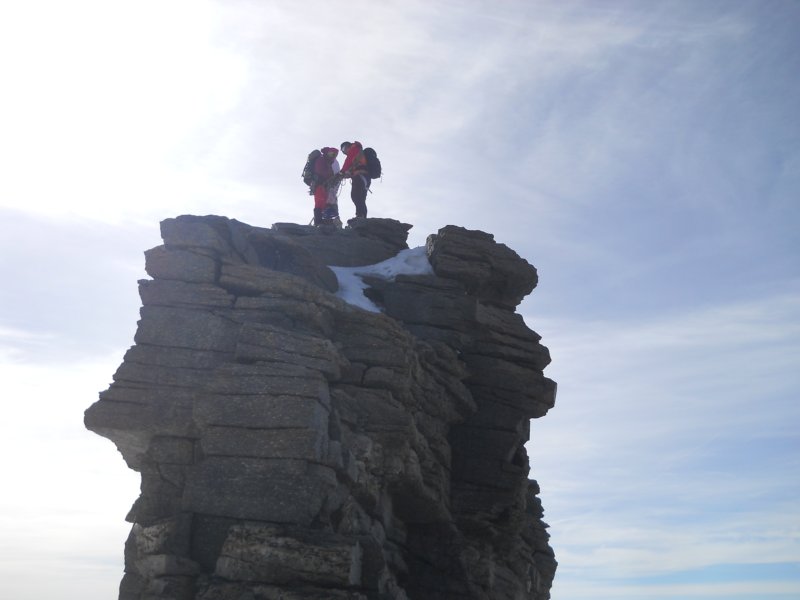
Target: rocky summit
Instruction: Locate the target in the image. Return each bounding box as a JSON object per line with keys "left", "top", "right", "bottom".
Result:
{"left": 85, "top": 215, "right": 558, "bottom": 600}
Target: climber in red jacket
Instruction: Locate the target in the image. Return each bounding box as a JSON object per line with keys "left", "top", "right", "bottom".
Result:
{"left": 340, "top": 141, "right": 370, "bottom": 219}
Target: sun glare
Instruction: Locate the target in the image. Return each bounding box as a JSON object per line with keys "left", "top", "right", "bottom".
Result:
{"left": 0, "top": 1, "right": 247, "bottom": 221}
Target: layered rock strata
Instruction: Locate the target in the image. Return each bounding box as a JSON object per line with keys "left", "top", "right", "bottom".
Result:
{"left": 86, "top": 215, "right": 557, "bottom": 600}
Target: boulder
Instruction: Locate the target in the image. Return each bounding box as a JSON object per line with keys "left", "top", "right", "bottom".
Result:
{"left": 86, "top": 216, "right": 557, "bottom": 600}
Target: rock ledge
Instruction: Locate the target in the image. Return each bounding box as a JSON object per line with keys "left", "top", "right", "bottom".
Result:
{"left": 86, "top": 215, "right": 557, "bottom": 600}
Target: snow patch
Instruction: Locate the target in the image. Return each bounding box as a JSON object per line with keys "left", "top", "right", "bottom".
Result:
{"left": 329, "top": 246, "right": 434, "bottom": 313}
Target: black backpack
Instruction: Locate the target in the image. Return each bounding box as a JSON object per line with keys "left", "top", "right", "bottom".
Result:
{"left": 363, "top": 147, "right": 381, "bottom": 178}
{"left": 302, "top": 149, "right": 321, "bottom": 186}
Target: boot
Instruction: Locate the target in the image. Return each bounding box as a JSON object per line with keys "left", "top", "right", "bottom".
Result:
{"left": 313, "top": 208, "right": 322, "bottom": 226}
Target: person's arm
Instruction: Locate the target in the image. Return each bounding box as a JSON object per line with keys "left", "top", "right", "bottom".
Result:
{"left": 340, "top": 143, "right": 362, "bottom": 174}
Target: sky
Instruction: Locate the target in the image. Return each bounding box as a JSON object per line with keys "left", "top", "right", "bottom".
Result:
{"left": 0, "top": 1, "right": 798, "bottom": 599}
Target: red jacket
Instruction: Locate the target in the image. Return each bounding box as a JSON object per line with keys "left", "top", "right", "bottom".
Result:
{"left": 341, "top": 142, "right": 367, "bottom": 176}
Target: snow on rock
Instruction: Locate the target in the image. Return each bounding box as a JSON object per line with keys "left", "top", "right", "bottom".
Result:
{"left": 330, "top": 246, "right": 434, "bottom": 312}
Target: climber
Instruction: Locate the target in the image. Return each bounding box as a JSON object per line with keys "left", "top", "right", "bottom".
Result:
{"left": 340, "top": 141, "right": 370, "bottom": 220}
{"left": 312, "top": 147, "right": 339, "bottom": 226}
{"left": 323, "top": 148, "right": 343, "bottom": 226}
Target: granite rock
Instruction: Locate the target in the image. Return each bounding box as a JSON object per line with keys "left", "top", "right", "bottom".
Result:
{"left": 86, "top": 215, "right": 557, "bottom": 600}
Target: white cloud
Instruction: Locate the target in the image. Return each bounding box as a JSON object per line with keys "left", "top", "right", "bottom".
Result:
{"left": 0, "top": 327, "right": 56, "bottom": 361}
{"left": 0, "top": 0, "right": 248, "bottom": 222}
{"left": 552, "top": 501, "right": 800, "bottom": 572}
{"left": 0, "top": 358, "right": 139, "bottom": 600}
{"left": 552, "top": 579, "right": 800, "bottom": 600}
{"left": 525, "top": 287, "right": 800, "bottom": 585}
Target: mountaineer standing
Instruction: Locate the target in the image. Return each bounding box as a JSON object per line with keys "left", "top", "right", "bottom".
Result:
{"left": 312, "top": 147, "right": 339, "bottom": 226}
{"left": 340, "top": 141, "right": 370, "bottom": 220}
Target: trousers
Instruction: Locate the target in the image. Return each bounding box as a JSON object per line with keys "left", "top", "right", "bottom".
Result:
{"left": 350, "top": 174, "right": 370, "bottom": 218}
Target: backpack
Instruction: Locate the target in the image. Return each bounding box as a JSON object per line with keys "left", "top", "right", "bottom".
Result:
{"left": 302, "top": 149, "right": 322, "bottom": 186}
{"left": 363, "top": 147, "right": 381, "bottom": 179}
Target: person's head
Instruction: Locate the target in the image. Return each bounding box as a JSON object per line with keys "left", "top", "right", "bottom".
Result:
{"left": 340, "top": 141, "right": 352, "bottom": 153}
{"left": 323, "top": 147, "right": 338, "bottom": 159}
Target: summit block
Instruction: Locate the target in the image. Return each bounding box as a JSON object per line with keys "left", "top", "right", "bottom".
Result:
{"left": 86, "top": 215, "right": 557, "bottom": 600}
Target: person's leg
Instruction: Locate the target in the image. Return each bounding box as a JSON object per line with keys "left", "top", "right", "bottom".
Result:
{"left": 351, "top": 176, "right": 367, "bottom": 218}
{"left": 313, "top": 186, "right": 327, "bottom": 225}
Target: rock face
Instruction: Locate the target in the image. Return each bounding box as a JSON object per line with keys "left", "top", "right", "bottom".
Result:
{"left": 86, "top": 215, "right": 557, "bottom": 600}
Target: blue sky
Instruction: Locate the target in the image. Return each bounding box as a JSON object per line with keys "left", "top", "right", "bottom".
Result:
{"left": 0, "top": 1, "right": 798, "bottom": 599}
